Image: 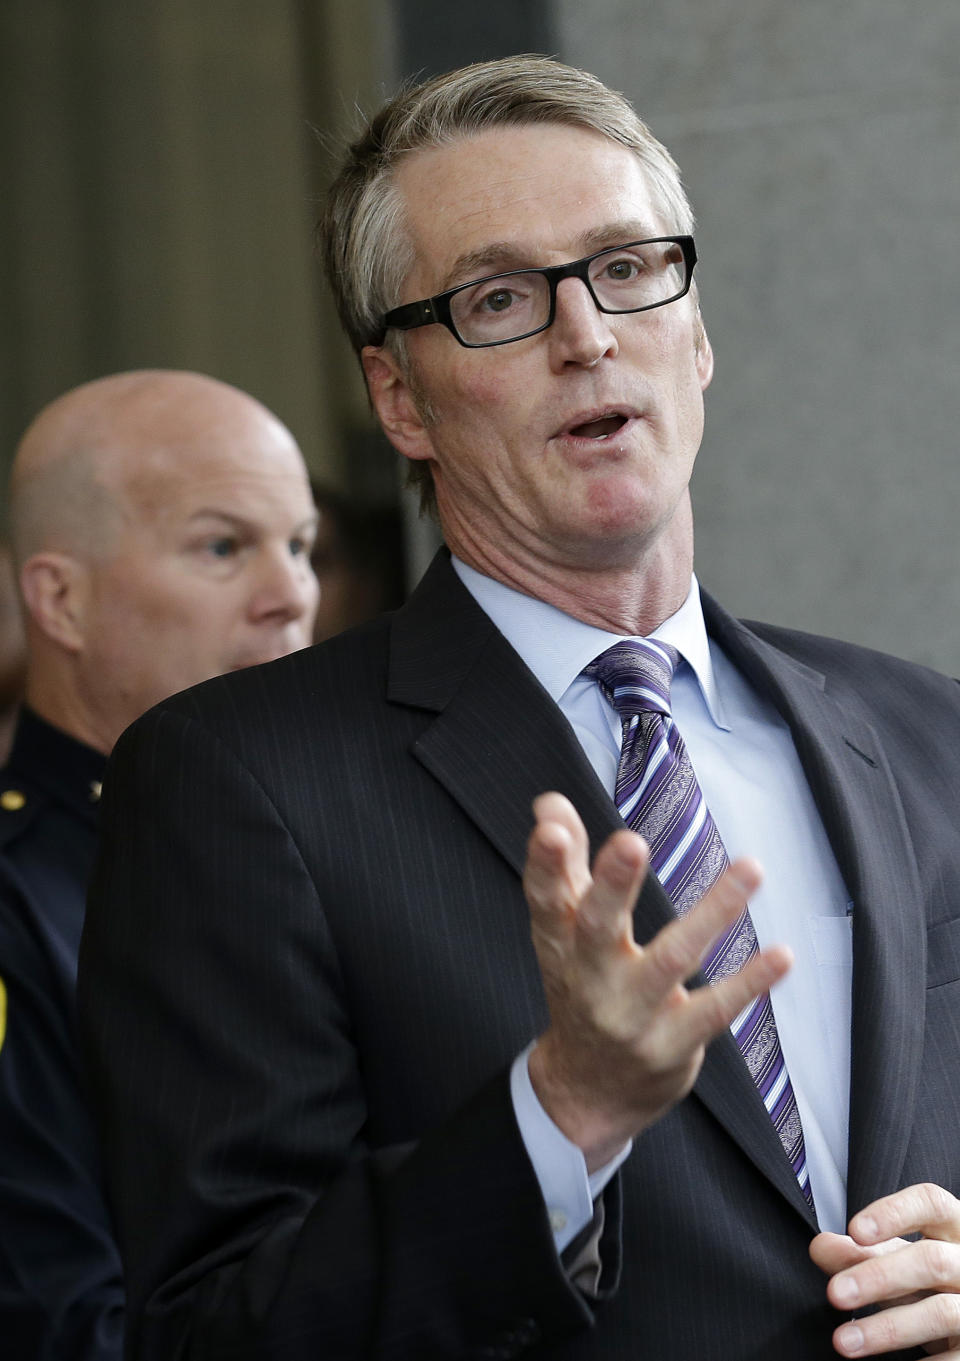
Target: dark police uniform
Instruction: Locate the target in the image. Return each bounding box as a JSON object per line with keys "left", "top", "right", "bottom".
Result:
{"left": 0, "top": 707, "right": 122, "bottom": 1359}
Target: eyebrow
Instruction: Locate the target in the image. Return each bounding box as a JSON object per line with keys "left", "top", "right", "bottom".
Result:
{"left": 438, "top": 220, "right": 664, "bottom": 293}
{"left": 187, "top": 509, "right": 319, "bottom": 534}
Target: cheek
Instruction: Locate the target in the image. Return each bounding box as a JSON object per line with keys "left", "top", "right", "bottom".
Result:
{"left": 429, "top": 345, "right": 526, "bottom": 429}
{"left": 652, "top": 339, "right": 706, "bottom": 447}
{"left": 119, "top": 608, "right": 234, "bottom": 698}
{"left": 678, "top": 374, "right": 706, "bottom": 446}
{"left": 95, "top": 583, "right": 234, "bottom": 665}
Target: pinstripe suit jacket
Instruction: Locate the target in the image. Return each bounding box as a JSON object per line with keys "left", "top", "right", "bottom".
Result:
{"left": 78, "top": 550, "right": 960, "bottom": 1360}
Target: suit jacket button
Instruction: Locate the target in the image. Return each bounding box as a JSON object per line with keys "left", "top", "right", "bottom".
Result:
{"left": 513, "top": 1318, "right": 541, "bottom": 1346}
{"left": 475, "top": 1319, "right": 542, "bottom": 1358}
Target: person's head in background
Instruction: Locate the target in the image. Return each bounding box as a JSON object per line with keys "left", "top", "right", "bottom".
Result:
{"left": 9, "top": 370, "right": 319, "bottom": 755}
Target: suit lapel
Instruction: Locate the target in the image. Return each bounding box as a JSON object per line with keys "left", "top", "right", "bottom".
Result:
{"left": 390, "top": 558, "right": 923, "bottom": 1224}
{"left": 704, "top": 594, "right": 926, "bottom": 1219}
{"left": 388, "top": 549, "right": 677, "bottom": 934}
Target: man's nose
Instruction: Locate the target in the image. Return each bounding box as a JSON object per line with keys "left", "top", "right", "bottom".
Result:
{"left": 547, "top": 277, "right": 619, "bottom": 370}
{"left": 249, "top": 546, "right": 319, "bottom": 628}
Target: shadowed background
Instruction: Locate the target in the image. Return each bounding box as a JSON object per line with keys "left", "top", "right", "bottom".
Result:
{"left": 2, "top": 1, "right": 957, "bottom": 667}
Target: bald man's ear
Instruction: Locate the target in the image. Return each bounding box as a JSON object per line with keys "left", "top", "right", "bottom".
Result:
{"left": 361, "top": 345, "right": 437, "bottom": 465}
{"left": 19, "top": 553, "right": 90, "bottom": 653}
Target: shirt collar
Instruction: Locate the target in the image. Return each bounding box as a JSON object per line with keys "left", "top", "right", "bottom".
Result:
{"left": 451, "top": 556, "right": 729, "bottom": 730}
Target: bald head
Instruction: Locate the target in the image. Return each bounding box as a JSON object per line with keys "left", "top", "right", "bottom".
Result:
{"left": 11, "top": 370, "right": 319, "bottom": 754}
{"left": 10, "top": 370, "right": 300, "bottom": 566}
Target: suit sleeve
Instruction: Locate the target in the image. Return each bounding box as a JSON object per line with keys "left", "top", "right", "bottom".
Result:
{"left": 78, "top": 704, "right": 606, "bottom": 1360}
{"left": 0, "top": 869, "right": 124, "bottom": 1360}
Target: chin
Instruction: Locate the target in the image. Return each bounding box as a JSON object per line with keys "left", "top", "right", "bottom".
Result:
{"left": 580, "top": 489, "right": 660, "bottom": 538}
{"left": 552, "top": 500, "right": 679, "bottom": 571}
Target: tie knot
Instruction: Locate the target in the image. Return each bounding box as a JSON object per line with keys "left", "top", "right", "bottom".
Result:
{"left": 587, "top": 638, "right": 679, "bottom": 719}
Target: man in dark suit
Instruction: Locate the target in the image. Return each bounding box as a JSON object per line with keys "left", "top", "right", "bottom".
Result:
{"left": 79, "top": 58, "right": 960, "bottom": 1359}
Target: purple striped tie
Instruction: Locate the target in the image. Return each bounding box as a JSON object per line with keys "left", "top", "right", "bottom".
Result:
{"left": 588, "top": 638, "right": 814, "bottom": 1209}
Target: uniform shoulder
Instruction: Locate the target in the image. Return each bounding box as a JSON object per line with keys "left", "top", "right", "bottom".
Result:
{"left": 0, "top": 770, "right": 44, "bottom": 853}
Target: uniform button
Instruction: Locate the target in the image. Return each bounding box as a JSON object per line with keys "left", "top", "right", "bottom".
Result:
{"left": 0, "top": 789, "right": 26, "bottom": 811}
{"left": 548, "top": 1207, "right": 567, "bottom": 1233}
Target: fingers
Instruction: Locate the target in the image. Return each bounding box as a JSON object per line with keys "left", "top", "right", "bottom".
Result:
{"left": 577, "top": 828, "right": 650, "bottom": 942}
{"left": 847, "top": 1184, "right": 960, "bottom": 1249}
{"left": 829, "top": 1238, "right": 960, "bottom": 1311}
{"left": 531, "top": 791, "right": 590, "bottom": 847}
{"left": 819, "top": 1186, "right": 960, "bottom": 1358}
{"left": 830, "top": 1292, "right": 960, "bottom": 1357}
{"left": 634, "top": 855, "right": 791, "bottom": 1055}
{"left": 639, "top": 856, "right": 763, "bottom": 999}
{"left": 822, "top": 1186, "right": 958, "bottom": 1312}
{"left": 525, "top": 793, "right": 648, "bottom": 956}
{"left": 663, "top": 936, "right": 792, "bottom": 1058}
{"left": 526, "top": 795, "right": 787, "bottom": 1022}
{"left": 525, "top": 792, "right": 593, "bottom": 915}
{"left": 810, "top": 1231, "right": 902, "bottom": 1276}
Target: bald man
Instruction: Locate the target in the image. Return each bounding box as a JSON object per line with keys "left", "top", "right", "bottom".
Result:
{"left": 0, "top": 370, "right": 318, "bottom": 1360}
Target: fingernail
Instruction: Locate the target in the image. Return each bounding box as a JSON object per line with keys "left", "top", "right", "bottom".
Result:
{"left": 857, "top": 1215, "right": 878, "bottom": 1241}
{"left": 836, "top": 1323, "right": 864, "bottom": 1355}
{"left": 612, "top": 842, "right": 640, "bottom": 875}
{"left": 833, "top": 1276, "right": 859, "bottom": 1305}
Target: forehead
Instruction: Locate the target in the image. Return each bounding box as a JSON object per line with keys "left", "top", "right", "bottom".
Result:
{"left": 393, "top": 124, "right": 664, "bottom": 296}
{"left": 117, "top": 414, "right": 312, "bottom": 529}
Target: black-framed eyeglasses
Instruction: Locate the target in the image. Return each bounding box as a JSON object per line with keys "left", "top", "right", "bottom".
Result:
{"left": 380, "top": 236, "right": 697, "bottom": 349}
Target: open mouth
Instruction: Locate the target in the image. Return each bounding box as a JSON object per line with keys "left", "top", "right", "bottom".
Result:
{"left": 567, "top": 413, "right": 630, "bottom": 440}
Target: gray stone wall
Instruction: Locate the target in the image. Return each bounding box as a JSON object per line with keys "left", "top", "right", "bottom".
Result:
{"left": 556, "top": 1, "right": 960, "bottom": 671}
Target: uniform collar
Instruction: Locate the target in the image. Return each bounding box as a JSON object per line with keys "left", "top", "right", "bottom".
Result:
{"left": 3, "top": 707, "right": 108, "bottom": 819}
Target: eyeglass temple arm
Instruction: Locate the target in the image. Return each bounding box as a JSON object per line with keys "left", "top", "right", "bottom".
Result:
{"left": 382, "top": 298, "right": 436, "bottom": 332}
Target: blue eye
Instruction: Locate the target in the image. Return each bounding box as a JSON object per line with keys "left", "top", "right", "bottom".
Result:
{"left": 208, "top": 537, "right": 237, "bottom": 558}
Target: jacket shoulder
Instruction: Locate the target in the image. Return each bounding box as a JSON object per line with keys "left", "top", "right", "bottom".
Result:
{"left": 112, "top": 618, "right": 395, "bottom": 779}
{"left": 742, "top": 618, "right": 959, "bottom": 694}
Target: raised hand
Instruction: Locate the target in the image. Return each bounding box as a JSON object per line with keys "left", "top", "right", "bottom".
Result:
{"left": 523, "top": 791, "right": 792, "bottom": 1172}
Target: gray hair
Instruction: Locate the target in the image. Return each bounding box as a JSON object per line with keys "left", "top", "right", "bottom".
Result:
{"left": 319, "top": 55, "right": 697, "bottom": 513}
{"left": 320, "top": 55, "right": 695, "bottom": 354}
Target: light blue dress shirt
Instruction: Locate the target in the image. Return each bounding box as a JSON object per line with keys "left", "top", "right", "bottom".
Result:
{"left": 452, "top": 558, "right": 853, "bottom": 1244}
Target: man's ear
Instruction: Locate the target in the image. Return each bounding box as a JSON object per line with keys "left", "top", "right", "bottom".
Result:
{"left": 19, "top": 553, "right": 89, "bottom": 653}
{"left": 361, "top": 345, "right": 436, "bottom": 464}
{"left": 695, "top": 319, "right": 714, "bottom": 391}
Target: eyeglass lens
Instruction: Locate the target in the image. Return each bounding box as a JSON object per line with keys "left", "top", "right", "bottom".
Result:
{"left": 449, "top": 240, "right": 689, "bottom": 345}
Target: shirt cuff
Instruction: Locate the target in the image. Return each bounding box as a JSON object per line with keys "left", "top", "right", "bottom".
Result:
{"left": 509, "top": 1041, "right": 632, "bottom": 1254}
